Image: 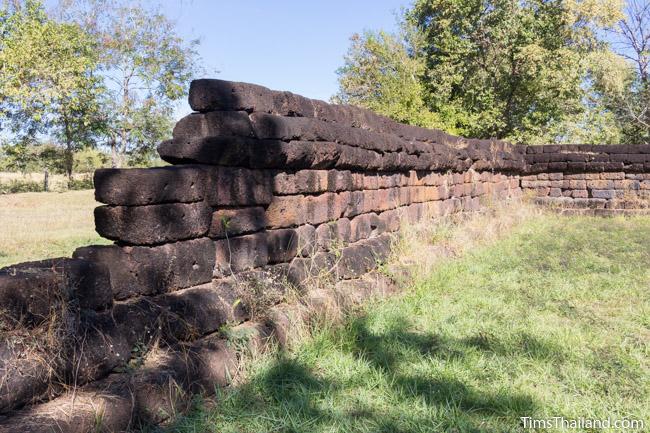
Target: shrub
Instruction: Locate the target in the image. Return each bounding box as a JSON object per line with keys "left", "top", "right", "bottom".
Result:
{"left": 0, "top": 179, "right": 44, "bottom": 194}
{"left": 66, "top": 176, "right": 94, "bottom": 191}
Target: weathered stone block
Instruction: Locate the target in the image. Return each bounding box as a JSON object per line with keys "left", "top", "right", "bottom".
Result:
{"left": 571, "top": 189, "right": 588, "bottom": 198}
{"left": 328, "top": 170, "right": 354, "bottom": 191}
{"left": 315, "top": 219, "right": 351, "bottom": 251}
{"left": 273, "top": 170, "right": 329, "bottom": 195}
{"left": 73, "top": 238, "right": 215, "bottom": 300}
{"left": 600, "top": 172, "right": 626, "bottom": 180}
{"left": 591, "top": 189, "right": 618, "bottom": 199}
{"left": 337, "top": 243, "right": 377, "bottom": 279}
{"left": 378, "top": 209, "right": 401, "bottom": 232}
{"left": 266, "top": 192, "right": 350, "bottom": 229}
{"left": 349, "top": 213, "right": 383, "bottom": 243}
{"left": 189, "top": 79, "right": 279, "bottom": 113}
{"left": 265, "top": 195, "right": 307, "bottom": 228}
{"left": 287, "top": 253, "right": 336, "bottom": 286}
{"left": 153, "top": 281, "right": 246, "bottom": 336}
{"left": 0, "top": 258, "right": 111, "bottom": 326}
{"left": 94, "top": 165, "right": 206, "bottom": 205}
{"left": 210, "top": 207, "right": 267, "bottom": 239}
{"left": 95, "top": 202, "right": 211, "bottom": 245}
{"left": 214, "top": 233, "right": 268, "bottom": 276}
{"left": 206, "top": 167, "right": 273, "bottom": 206}
{"left": 158, "top": 138, "right": 343, "bottom": 171}
{"left": 266, "top": 225, "right": 316, "bottom": 264}
{"left": 172, "top": 111, "right": 254, "bottom": 140}
{"left": 586, "top": 180, "right": 614, "bottom": 189}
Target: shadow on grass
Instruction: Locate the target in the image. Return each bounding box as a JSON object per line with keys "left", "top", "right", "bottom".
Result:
{"left": 156, "top": 313, "right": 542, "bottom": 433}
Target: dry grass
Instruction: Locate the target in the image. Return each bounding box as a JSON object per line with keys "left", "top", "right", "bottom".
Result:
{"left": 0, "top": 171, "right": 91, "bottom": 192}
{"left": 0, "top": 190, "right": 109, "bottom": 267}
{"left": 388, "top": 199, "right": 541, "bottom": 285}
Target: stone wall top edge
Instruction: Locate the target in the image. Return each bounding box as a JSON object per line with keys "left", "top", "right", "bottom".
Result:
{"left": 188, "top": 78, "right": 513, "bottom": 148}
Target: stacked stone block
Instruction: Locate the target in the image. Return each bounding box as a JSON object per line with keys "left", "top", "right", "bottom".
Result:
{"left": 524, "top": 144, "right": 650, "bottom": 174}
{"left": 522, "top": 145, "right": 650, "bottom": 213}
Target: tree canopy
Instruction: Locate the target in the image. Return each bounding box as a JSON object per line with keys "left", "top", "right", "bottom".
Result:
{"left": 0, "top": 0, "right": 103, "bottom": 177}
{"left": 0, "top": 0, "right": 201, "bottom": 176}
{"left": 336, "top": 0, "right": 649, "bottom": 144}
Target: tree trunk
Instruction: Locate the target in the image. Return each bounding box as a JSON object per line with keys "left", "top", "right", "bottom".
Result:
{"left": 64, "top": 145, "right": 74, "bottom": 186}
{"left": 63, "top": 117, "right": 74, "bottom": 187}
{"left": 115, "top": 75, "right": 131, "bottom": 169}
{"left": 111, "top": 138, "right": 119, "bottom": 168}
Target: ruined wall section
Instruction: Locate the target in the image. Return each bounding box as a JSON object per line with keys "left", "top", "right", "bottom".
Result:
{"left": 521, "top": 145, "right": 650, "bottom": 214}
{"left": 0, "top": 79, "right": 523, "bottom": 429}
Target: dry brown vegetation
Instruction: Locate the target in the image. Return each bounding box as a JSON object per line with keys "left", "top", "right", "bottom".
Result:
{"left": 0, "top": 190, "right": 109, "bottom": 267}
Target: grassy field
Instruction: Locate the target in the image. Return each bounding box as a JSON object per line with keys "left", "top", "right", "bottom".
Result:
{"left": 0, "top": 190, "right": 109, "bottom": 267}
{"left": 161, "top": 212, "right": 650, "bottom": 433}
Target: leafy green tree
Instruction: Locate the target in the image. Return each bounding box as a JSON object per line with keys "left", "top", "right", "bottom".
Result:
{"left": 592, "top": 0, "right": 650, "bottom": 143}
{"left": 336, "top": 0, "right": 625, "bottom": 143}
{"left": 334, "top": 30, "right": 450, "bottom": 131}
{"left": 409, "top": 0, "right": 623, "bottom": 141}
{"left": 61, "top": 0, "right": 202, "bottom": 167}
{"left": 0, "top": 0, "right": 104, "bottom": 179}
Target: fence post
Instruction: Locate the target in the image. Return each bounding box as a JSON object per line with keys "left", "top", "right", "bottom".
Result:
{"left": 44, "top": 169, "right": 49, "bottom": 192}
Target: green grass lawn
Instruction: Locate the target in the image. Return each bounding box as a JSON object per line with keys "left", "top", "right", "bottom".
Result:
{"left": 161, "top": 214, "right": 650, "bottom": 433}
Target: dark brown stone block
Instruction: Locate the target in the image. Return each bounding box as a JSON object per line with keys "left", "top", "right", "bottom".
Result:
{"left": 0, "top": 341, "right": 52, "bottom": 413}
{"left": 249, "top": 112, "right": 407, "bottom": 153}
{"left": 266, "top": 228, "right": 301, "bottom": 264}
{"left": 267, "top": 225, "right": 317, "bottom": 261}
{"left": 0, "top": 258, "right": 111, "bottom": 326}
{"left": 94, "top": 165, "right": 206, "bottom": 205}
{"left": 337, "top": 242, "right": 377, "bottom": 279}
{"left": 172, "top": 111, "right": 254, "bottom": 140}
{"left": 591, "top": 189, "right": 618, "bottom": 199}
{"left": 210, "top": 207, "right": 267, "bottom": 239}
{"left": 159, "top": 136, "right": 340, "bottom": 171}
{"left": 273, "top": 170, "right": 329, "bottom": 195}
{"left": 315, "top": 218, "right": 351, "bottom": 251}
{"left": 189, "top": 79, "right": 285, "bottom": 113}
{"left": 73, "top": 238, "right": 215, "bottom": 300}
{"left": 378, "top": 209, "right": 401, "bottom": 232}
{"left": 95, "top": 202, "right": 212, "bottom": 245}
{"left": 286, "top": 252, "right": 336, "bottom": 286}
{"left": 265, "top": 195, "right": 307, "bottom": 228}
{"left": 349, "top": 213, "right": 382, "bottom": 243}
{"left": 205, "top": 167, "right": 273, "bottom": 206}
{"left": 153, "top": 280, "right": 247, "bottom": 336}
{"left": 214, "top": 233, "right": 269, "bottom": 276}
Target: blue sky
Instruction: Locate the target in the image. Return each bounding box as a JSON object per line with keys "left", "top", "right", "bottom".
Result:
{"left": 159, "top": 1, "right": 407, "bottom": 108}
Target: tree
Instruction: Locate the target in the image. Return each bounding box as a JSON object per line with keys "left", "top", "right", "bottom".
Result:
{"left": 336, "top": 0, "right": 625, "bottom": 143}
{"left": 593, "top": 0, "right": 650, "bottom": 143}
{"left": 61, "top": 0, "right": 201, "bottom": 167}
{"left": 409, "top": 0, "right": 623, "bottom": 142}
{"left": 334, "top": 30, "right": 449, "bottom": 131}
{"left": 0, "top": 0, "right": 104, "bottom": 179}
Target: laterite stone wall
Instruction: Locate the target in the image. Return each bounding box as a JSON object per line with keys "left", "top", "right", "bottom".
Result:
{"left": 521, "top": 145, "right": 650, "bottom": 214}
{"left": 0, "top": 79, "right": 648, "bottom": 432}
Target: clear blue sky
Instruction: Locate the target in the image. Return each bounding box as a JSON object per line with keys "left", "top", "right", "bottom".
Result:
{"left": 159, "top": 1, "right": 407, "bottom": 106}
